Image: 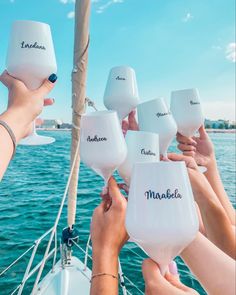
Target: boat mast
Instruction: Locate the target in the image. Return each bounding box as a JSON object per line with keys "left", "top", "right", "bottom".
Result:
{"left": 68, "top": 0, "right": 91, "bottom": 228}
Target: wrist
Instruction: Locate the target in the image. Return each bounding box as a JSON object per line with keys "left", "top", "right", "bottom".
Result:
{"left": 0, "top": 108, "right": 31, "bottom": 142}
{"left": 92, "top": 249, "right": 118, "bottom": 274}
{"left": 92, "top": 242, "right": 120, "bottom": 258}
{"left": 92, "top": 247, "right": 119, "bottom": 262}
{"left": 204, "top": 159, "right": 221, "bottom": 183}
{"left": 205, "top": 155, "right": 217, "bottom": 170}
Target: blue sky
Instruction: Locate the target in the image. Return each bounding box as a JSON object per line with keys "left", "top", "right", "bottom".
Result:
{"left": 0, "top": 0, "right": 235, "bottom": 121}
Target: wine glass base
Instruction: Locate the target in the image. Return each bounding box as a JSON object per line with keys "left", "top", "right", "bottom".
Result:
{"left": 198, "top": 166, "right": 207, "bottom": 173}
{"left": 19, "top": 134, "right": 55, "bottom": 146}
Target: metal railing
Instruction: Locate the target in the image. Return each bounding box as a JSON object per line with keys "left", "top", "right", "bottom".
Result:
{"left": 0, "top": 230, "right": 145, "bottom": 295}
{"left": 72, "top": 235, "right": 144, "bottom": 294}
{"left": 0, "top": 227, "right": 57, "bottom": 295}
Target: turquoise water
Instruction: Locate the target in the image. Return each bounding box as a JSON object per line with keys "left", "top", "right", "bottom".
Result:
{"left": 0, "top": 131, "right": 235, "bottom": 294}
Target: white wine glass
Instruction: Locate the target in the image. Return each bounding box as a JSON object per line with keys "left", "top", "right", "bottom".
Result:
{"left": 137, "top": 98, "right": 177, "bottom": 158}
{"left": 103, "top": 66, "right": 140, "bottom": 120}
{"left": 170, "top": 88, "right": 206, "bottom": 172}
{"left": 80, "top": 110, "right": 127, "bottom": 187}
{"left": 118, "top": 130, "right": 159, "bottom": 186}
{"left": 6, "top": 20, "right": 57, "bottom": 145}
{"left": 125, "top": 161, "right": 199, "bottom": 275}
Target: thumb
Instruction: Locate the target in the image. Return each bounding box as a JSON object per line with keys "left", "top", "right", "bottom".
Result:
{"left": 35, "top": 74, "right": 57, "bottom": 97}
{"left": 108, "top": 177, "right": 125, "bottom": 207}
{"left": 0, "top": 70, "right": 17, "bottom": 89}
{"left": 142, "top": 258, "right": 162, "bottom": 284}
{"left": 142, "top": 259, "right": 172, "bottom": 293}
{"left": 165, "top": 272, "right": 193, "bottom": 293}
{"left": 198, "top": 125, "right": 208, "bottom": 139}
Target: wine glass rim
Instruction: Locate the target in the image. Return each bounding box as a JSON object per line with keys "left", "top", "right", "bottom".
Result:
{"left": 171, "top": 88, "right": 199, "bottom": 94}
{"left": 110, "top": 65, "right": 135, "bottom": 71}
{"left": 126, "top": 130, "right": 159, "bottom": 138}
{"left": 82, "top": 110, "right": 117, "bottom": 117}
{"left": 138, "top": 97, "right": 165, "bottom": 107}
{"left": 12, "top": 20, "right": 50, "bottom": 27}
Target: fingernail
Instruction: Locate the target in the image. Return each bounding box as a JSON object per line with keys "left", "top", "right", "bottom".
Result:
{"left": 48, "top": 73, "right": 57, "bottom": 83}
{"left": 129, "top": 110, "right": 135, "bottom": 116}
{"left": 169, "top": 261, "right": 178, "bottom": 275}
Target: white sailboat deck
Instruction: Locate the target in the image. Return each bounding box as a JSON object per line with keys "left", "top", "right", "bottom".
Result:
{"left": 36, "top": 257, "right": 91, "bottom": 295}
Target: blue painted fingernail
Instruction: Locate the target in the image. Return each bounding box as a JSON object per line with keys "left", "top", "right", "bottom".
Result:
{"left": 48, "top": 73, "right": 57, "bottom": 83}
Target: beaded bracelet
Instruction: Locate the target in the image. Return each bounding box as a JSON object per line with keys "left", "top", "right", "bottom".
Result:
{"left": 90, "top": 273, "right": 118, "bottom": 282}
{"left": 0, "top": 120, "right": 16, "bottom": 158}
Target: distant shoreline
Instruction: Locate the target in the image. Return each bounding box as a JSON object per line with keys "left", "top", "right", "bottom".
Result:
{"left": 205, "top": 129, "right": 235, "bottom": 133}
{"left": 37, "top": 128, "right": 236, "bottom": 133}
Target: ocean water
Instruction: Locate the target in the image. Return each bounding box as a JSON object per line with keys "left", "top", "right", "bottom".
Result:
{"left": 0, "top": 131, "right": 235, "bottom": 295}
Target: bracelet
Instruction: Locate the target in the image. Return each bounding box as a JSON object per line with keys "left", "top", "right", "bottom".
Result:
{"left": 0, "top": 120, "right": 16, "bottom": 159}
{"left": 90, "top": 273, "right": 119, "bottom": 282}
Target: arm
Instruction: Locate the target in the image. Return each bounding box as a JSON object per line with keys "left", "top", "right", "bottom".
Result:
{"left": 0, "top": 71, "right": 56, "bottom": 180}
{"left": 181, "top": 232, "right": 235, "bottom": 295}
{"left": 176, "top": 126, "right": 235, "bottom": 224}
{"left": 91, "top": 250, "right": 119, "bottom": 295}
{"left": 204, "top": 159, "right": 235, "bottom": 225}
{"left": 90, "top": 178, "right": 128, "bottom": 295}
{"left": 168, "top": 153, "right": 235, "bottom": 259}
{"left": 195, "top": 185, "right": 235, "bottom": 259}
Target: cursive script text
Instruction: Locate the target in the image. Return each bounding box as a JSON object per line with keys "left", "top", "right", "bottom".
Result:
{"left": 190, "top": 100, "right": 200, "bottom": 105}
{"left": 145, "top": 189, "right": 182, "bottom": 200}
{"left": 156, "top": 111, "right": 171, "bottom": 118}
{"left": 141, "top": 149, "right": 156, "bottom": 156}
{"left": 21, "top": 41, "right": 46, "bottom": 50}
{"left": 87, "top": 135, "right": 107, "bottom": 142}
{"left": 116, "top": 76, "right": 126, "bottom": 80}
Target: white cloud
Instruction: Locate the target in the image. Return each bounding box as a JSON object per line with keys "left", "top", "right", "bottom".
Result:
{"left": 225, "top": 42, "right": 236, "bottom": 63}
{"left": 67, "top": 11, "right": 75, "bottom": 19}
{"left": 59, "top": 0, "right": 121, "bottom": 16}
{"left": 212, "top": 45, "right": 222, "bottom": 50}
{"left": 182, "top": 12, "right": 193, "bottom": 23}
{"left": 96, "top": 0, "right": 124, "bottom": 14}
{"left": 60, "top": 0, "right": 75, "bottom": 3}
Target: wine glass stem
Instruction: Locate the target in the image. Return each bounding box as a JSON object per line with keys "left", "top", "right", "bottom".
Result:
{"left": 162, "top": 151, "right": 168, "bottom": 159}
{"left": 102, "top": 179, "right": 108, "bottom": 195}
{"left": 32, "top": 120, "right": 37, "bottom": 135}
{"left": 159, "top": 264, "right": 168, "bottom": 276}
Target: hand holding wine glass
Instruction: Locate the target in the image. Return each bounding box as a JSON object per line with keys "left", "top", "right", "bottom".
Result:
{"left": 125, "top": 161, "right": 199, "bottom": 275}
{"left": 90, "top": 177, "right": 129, "bottom": 295}
{"left": 176, "top": 126, "right": 215, "bottom": 169}
{"left": 80, "top": 110, "right": 127, "bottom": 188}
{"left": 0, "top": 71, "right": 55, "bottom": 180}
{"left": 118, "top": 130, "right": 159, "bottom": 185}
{"left": 6, "top": 20, "right": 57, "bottom": 145}
{"left": 137, "top": 98, "right": 177, "bottom": 158}
{"left": 170, "top": 88, "right": 206, "bottom": 172}
{"left": 166, "top": 153, "right": 215, "bottom": 200}
{"left": 0, "top": 71, "right": 56, "bottom": 142}
{"left": 104, "top": 66, "right": 139, "bottom": 120}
